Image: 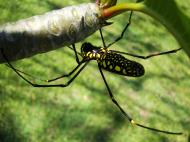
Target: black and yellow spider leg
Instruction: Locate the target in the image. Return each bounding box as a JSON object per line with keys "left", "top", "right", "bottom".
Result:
{"left": 98, "top": 64, "right": 182, "bottom": 135}
{"left": 1, "top": 48, "right": 89, "bottom": 87}
{"left": 5, "top": 62, "right": 85, "bottom": 84}
{"left": 8, "top": 58, "right": 88, "bottom": 87}
{"left": 110, "top": 47, "right": 182, "bottom": 59}
{"left": 4, "top": 64, "right": 47, "bottom": 82}
{"left": 99, "top": 11, "right": 133, "bottom": 48}
{"left": 47, "top": 61, "right": 85, "bottom": 82}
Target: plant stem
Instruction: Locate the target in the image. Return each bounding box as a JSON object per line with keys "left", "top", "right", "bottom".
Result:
{"left": 101, "top": 1, "right": 190, "bottom": 58}
{"left": 101, "top": 2, "right": 144, "bottom": 19}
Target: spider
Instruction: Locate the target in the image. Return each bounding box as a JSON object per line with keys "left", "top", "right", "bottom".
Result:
{"left": 1, "top": 11, "right": 182, "bottom": 135}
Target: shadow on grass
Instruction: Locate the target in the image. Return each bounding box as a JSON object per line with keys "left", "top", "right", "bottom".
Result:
{"left": 0, "top": 102, "right": 24, "bottom": 142}
{"left": 90, "top": 111, "right": 127, "bottom": 142}
{"left": 1, "top": 63, "right": 189, "bottom": 142}
{"left": 1, "top": 36, "right": 189, "bottom": 141}
{"left": 0, "top": 2, "right": 190, "bottom": 141}
{"left": 0, "top": 67, "right": 130, "bottom": 142}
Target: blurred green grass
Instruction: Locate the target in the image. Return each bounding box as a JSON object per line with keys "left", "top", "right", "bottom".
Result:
{"left": 0, "top": 0, "right": 190, "bottom": 142}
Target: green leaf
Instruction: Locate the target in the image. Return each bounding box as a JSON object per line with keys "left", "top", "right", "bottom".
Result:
{"left": 141, "top": 0, "right": 190, "bottom": 58}
{"left": 101, "top": 0, "right": 190, "bottom": 58}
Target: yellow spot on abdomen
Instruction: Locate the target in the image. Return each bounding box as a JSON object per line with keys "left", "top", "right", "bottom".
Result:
{"left": 123, "top": 69, "right": 127, "bottom": 74}
{"left": 103, "top": 61, "right": 106, "bottom": 68}
{"left": 107, "top": 61, "right": 110, "bottom": 65}
{"left": 115, "top": 66, "right": 121, "bottom": 72}
{"left": 109, "top": 65, "right": 113, "bottom": 69}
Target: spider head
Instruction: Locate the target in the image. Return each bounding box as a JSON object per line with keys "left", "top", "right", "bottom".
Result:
{"left": 81, "top": 42, "right": 100, "bottom": 57}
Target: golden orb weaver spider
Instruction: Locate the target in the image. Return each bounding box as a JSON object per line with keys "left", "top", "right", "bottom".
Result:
{"left": 1, "top": 11, "right": 182, "bottom": 135}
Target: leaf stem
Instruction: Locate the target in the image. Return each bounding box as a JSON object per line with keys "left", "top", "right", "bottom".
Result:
{"left": 101, "top": 1, "right": 190, "bottom": 58}
{"left": 101, "top": 2, "right": 145, "bottom": 19}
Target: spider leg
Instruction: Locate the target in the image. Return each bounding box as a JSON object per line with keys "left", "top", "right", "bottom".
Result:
{"left": 5, "top": 64, "right": 47, "bottom": 82}
{"left": 5, "top": 46, "right": 84, "bottom": 83}
{"left": 98, "top": 64, "right": 182, "bottom": 135}
{"left": 47, "top": 61, "right": 84, "bottom": 82}
{"left": 1, "top": 48, "right": 89, "bottom": 87}
{"left": 110, "top": 48, "right": 182, "bottom": 59}
{"left": 36, "top": 62, "right": 88, "bottom": 87}
{"left": 99, "top": 28, "right": 106, "bottom": 48}
{"left": 99, "top": 11, "right": 133, "bottom": 48}
{"left": 67, "top": 45, "right": 82, "bottom": 57}
{"left": 72, "top": 44, "right": 81, "bottom": 64}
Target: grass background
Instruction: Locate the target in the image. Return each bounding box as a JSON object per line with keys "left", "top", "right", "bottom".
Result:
{"left": 0, "top": 0, "right": 190, "bottom": 142}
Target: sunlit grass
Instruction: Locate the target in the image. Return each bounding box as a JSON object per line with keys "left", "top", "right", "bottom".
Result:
{"left": 0, "top": 0, "right": 190, "bottom": 142}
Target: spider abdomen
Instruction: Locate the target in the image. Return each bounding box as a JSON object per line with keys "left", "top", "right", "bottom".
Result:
{"left": 98, "top": 52, "right": 145, "bottom": 77}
